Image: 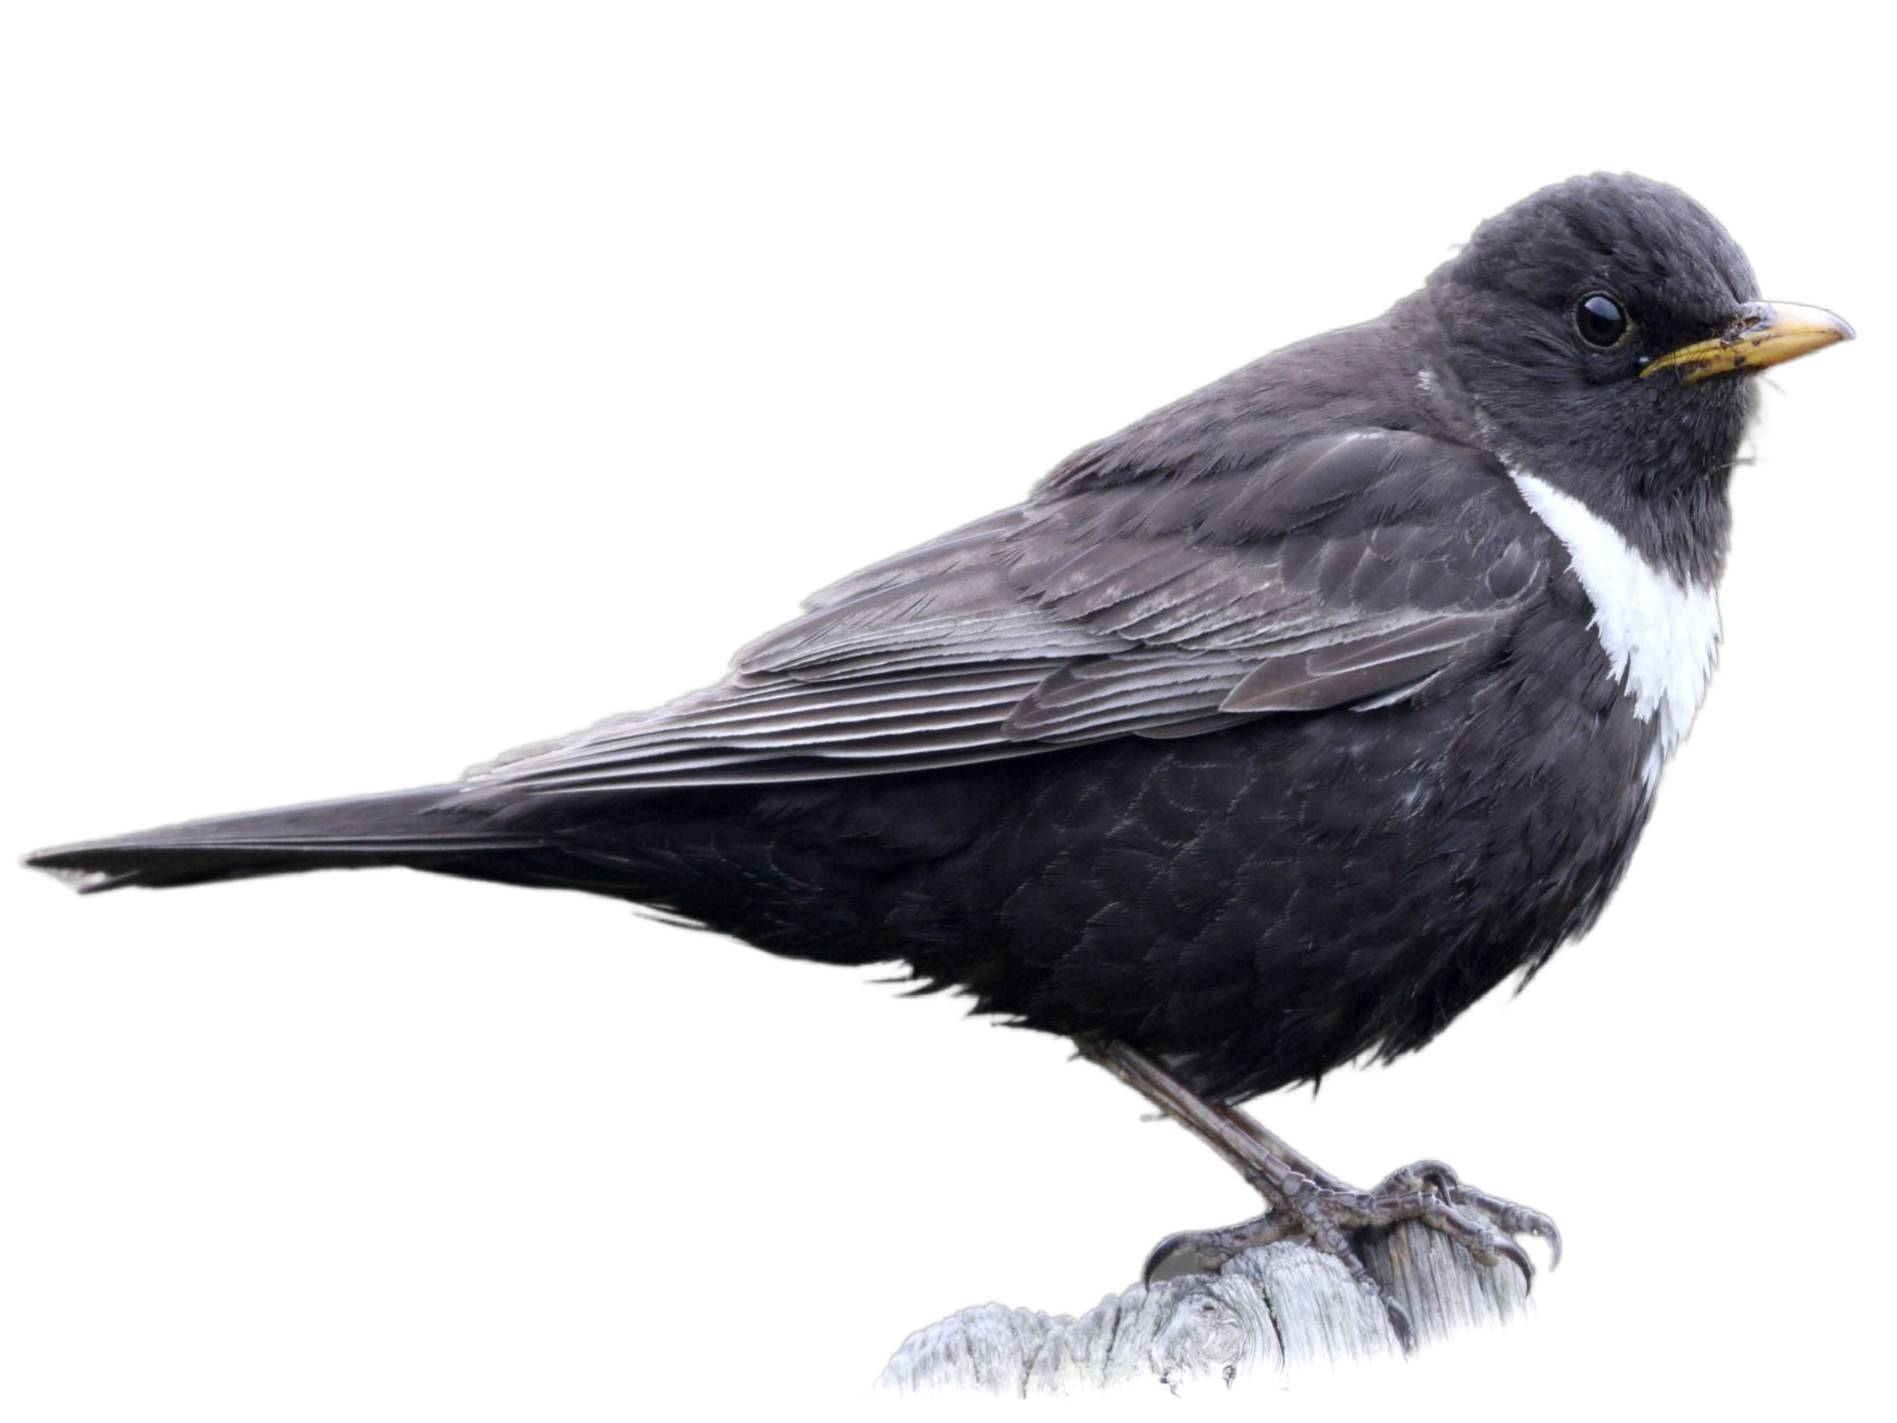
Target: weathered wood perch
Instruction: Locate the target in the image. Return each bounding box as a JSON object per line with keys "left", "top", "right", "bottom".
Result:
{"left": 879, "top": 1220, "right": 1529, "bottom": 1395}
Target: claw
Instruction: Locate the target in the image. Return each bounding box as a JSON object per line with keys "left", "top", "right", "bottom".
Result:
{"left": 1350, "top": 1271, "right": 1416, "bottom": 1351}
{"left": 1448, "top": 1183, "right": 1562, "bottom": 1271}
{"left": 1410, "top": 1159, "right": 1460, "bottom": 1193}
{"left": 1143, "top": 1212, "right": 1296, "bottom": 1283}
{"left": 1372, "top": 1157, "right": 1462, "bottom": 1199}
{"left": 1497, "top": 1237, "right": 1535, "bottom": 1291}
{"left": 1142, "top": 1230, "right": 1209, "bottom": 1284}
{"left": 1384, "top": 1294, "right": 1416, "bottom": 1353}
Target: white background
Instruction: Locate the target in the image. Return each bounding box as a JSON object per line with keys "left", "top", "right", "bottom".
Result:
{"left": 3, "top": 3, "right": 1887, "bottom": 1417}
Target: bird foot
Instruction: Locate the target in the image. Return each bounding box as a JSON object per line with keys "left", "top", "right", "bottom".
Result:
{"left": 1142, "top": 1159, "right": 1560, "bottom": 1350}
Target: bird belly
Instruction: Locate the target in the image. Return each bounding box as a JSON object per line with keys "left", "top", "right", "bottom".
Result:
{"left": 872, "top": 602, "right": 1662, "bottom": 1100}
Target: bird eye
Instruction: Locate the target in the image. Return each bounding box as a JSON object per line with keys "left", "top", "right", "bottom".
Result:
{"left": 1574, "top": 293, "right": 1630, "bottom": 349}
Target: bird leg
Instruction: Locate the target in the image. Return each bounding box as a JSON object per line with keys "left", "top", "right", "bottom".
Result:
{"left": 1078, "top": 1040, "right": 1560, "bottom": 1348}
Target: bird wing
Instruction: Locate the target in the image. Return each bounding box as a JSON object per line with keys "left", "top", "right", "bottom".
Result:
{"left": 466, "top": 430, "right": 1548, "bottom": 795}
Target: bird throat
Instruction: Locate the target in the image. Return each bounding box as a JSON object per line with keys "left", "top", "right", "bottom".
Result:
{"left": 1508, "top": 470, "right": 1722, "bottom": 787}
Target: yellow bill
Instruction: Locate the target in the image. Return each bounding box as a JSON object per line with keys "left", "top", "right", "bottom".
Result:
{"left": 1642, "top": 301, "right": 1855, "bottom": 384}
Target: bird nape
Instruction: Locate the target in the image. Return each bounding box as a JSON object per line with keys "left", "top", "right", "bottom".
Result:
{"left": 26, "top": 172, "right": 1853, "bottom": 1345}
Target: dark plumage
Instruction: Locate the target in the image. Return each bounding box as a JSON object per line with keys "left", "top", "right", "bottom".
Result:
{"left": 27, "top": 176, "right": 1850, "bottom": 1158}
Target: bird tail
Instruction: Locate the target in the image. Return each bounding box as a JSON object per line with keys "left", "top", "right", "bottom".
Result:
{"left": 22, "top": 786, "right": 546, "bottom": 893}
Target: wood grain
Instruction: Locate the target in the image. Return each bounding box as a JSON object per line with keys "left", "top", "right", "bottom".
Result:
{"left": 879, "top": 1220, "right": 1530, "bottom": 1395}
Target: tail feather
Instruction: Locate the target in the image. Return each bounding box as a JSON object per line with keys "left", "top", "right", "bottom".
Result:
{"left": 24, "top": 786, "right": 544, "bottom": 892}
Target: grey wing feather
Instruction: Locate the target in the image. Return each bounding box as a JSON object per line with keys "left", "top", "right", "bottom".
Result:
{"left": 464, "top": 430, "right": 1547, "bottom": 795}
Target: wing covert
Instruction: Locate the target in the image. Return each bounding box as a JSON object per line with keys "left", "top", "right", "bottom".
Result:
{"left": 465, "top": 430, "right": 1547, "bottom": 795}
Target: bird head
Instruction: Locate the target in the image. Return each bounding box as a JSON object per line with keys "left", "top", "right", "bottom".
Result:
{"left": 1423, "top": 173, "right": 1851, "bottom": 580}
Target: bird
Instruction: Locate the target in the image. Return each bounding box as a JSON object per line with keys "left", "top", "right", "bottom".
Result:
{"left": 27, "top": 172, "right": 1853, "bottom": 1342}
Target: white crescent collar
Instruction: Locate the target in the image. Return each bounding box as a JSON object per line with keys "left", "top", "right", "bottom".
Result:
{"left": 1509, "top": 470, "right": 1722, "bottom": 787}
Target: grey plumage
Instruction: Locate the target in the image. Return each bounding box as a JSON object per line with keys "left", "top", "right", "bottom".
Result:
{"left": 465, "top": 430, "right": 1547, "bottom": 794}
{"left": 25, "top": 172, "right": 1852, "bottom": 1111}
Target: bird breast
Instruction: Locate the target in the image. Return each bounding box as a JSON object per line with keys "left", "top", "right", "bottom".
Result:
{"left": 1506, "top": 470, "right": 1722, "bottom": 787}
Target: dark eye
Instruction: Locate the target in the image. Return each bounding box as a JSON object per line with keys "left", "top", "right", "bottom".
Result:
{"left": 1575, "top": 292, "right": 1630, "bottom": 349}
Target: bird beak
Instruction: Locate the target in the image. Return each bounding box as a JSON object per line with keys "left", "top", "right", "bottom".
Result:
{"left": 1641, "top": 301, "right": 1855, "bottom": 384}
